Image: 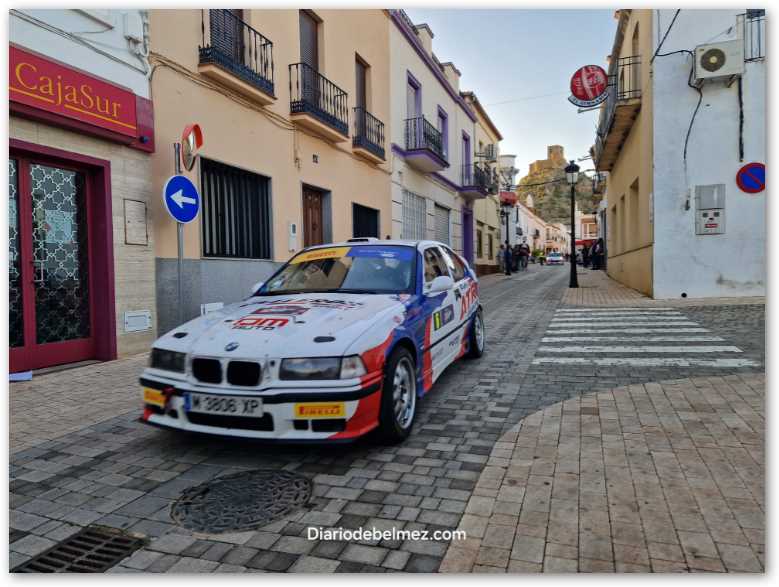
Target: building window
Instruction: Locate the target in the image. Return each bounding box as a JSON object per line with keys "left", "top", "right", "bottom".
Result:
{"left": 434, "top": 204, "right": 450, "bottom": 244}
{"left": 437, "top": 107, "right": 448, "bottom": 159}
{"left": 201, "top": 158, "right": 272, "bottom": 259}
{"left": 488, "top": 233, "right": 494, "bottom": 260}
{"left": 476, "top": 228, "right": 483, "bottom": 259}
{"left": 353, "top": 203, "right": 379, "bottom": 238}
{"left": 401, "top": 189, "right": 426, "bottom": 240}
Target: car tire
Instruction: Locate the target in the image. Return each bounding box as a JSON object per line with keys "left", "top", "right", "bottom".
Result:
{"left": 376, "top": 347, "right": 417, "bottom": 444}
{"left": 466, "top": 307, "right": 485, "bottom": 359}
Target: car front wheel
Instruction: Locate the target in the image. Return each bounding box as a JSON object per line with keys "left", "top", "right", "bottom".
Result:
{"left": 376, "top": 347, "right": 417, "bottom": 444}
{"left": 467, "top": 307, "right": 485, "bottom": 359}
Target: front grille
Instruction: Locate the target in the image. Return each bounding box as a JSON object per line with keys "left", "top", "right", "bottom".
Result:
{"left": 227, "top": 361, "right": 261, "bottom": 386}
{"left": 192, "top": 358, "right": 222, "bottom": 383}
{"left": 186, "top": 412, "right": 274, "bottom": 431}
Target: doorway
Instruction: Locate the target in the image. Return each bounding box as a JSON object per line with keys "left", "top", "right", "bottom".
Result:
{"left": 302, "top": 185, "right": 326, "bottom": 247}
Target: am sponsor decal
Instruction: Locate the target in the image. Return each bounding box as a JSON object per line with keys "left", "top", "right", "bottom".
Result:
{"left": 232, "top": 316, "right": 289, "bottom": 330}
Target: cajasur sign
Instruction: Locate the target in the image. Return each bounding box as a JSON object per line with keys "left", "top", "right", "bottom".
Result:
{"left": 10, "top": 45, "right": 138, "bottom": 137}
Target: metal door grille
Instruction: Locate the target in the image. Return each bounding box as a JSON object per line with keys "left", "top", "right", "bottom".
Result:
{"left": 401, "top": 190, "right": 426, "bottom": 240}
{"left": 434, "top": 204, "right": 450, "bottom": 245}
{"left": 12, "top": 525, "right": 145, "bottom": 573}
{"left": 200, "top": 158, "right": 271, "bottom": 259}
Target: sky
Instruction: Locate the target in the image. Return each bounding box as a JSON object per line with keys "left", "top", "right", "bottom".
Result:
{"left": 405, "top": 8, "right": 616, "bottom": 179}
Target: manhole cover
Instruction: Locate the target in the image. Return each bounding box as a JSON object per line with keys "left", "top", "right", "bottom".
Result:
{"left": 170, "top": 469, "right": 312, "bottom": 533}
{"left": 13, "top": 525, "right": 146, "bottom": 573}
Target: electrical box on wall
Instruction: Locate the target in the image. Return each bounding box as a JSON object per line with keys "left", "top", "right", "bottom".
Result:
{"left": 695, "top": 184, "right": 726, "bottom": 235}
{"left": 288, "top": 221, "right": 298, "bottom": 251}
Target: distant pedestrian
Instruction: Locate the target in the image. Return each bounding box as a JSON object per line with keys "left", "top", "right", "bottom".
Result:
{"left": 517, "top": 240, "right": 530, "bottom": 271}
{"left": 503, "top": 241, "right": 512, "bottom": 276}
{"left": 592, "top": 238, "right": 605, "bottom": 270}
{"left": 582, "top": 245, "right": 591, "bottom": 268}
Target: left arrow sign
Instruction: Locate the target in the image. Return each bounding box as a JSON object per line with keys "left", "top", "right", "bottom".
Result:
{"left": 171, "top": 190, "right": 198, "bottom": 208}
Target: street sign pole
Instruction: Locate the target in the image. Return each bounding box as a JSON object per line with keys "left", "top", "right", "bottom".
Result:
{"left": 174, "top": 142, "right": 184, "bottom": 326}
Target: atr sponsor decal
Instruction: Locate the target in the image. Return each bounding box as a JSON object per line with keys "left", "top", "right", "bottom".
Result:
{"left": 433, "top": 305, "right": 455, "bottom": 331}
{"left": 232, "top": 316, "right": 289, "bottom": 330}
{"left": 459, "top": 280, "right": 479, "bottom": 319}
{"left": 294, "top": 402, "right": 346, "bottom": 419}
{"left": 291, "top": 247, "right": 351, "bottom": 264}
{"left": 142, "top": 387, "right": 166, "bottom": 408}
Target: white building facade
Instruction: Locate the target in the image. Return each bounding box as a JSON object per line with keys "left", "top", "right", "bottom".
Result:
{"left": 652, "top": 9, "right": 765, "bottom": 298}
{"left": 389, "top": 10, "right": 481, "bottom": 258}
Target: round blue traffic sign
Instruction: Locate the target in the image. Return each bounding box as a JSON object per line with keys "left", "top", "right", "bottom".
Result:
{"left": 736, "top": 162, "right": 765, "bottom": 194}
{"left": 163, "top": 175, "right": 201, "bottom": 223}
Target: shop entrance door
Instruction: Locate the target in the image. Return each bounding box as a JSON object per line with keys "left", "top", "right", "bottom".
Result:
{"left": 9, "top": 157, "right": 95, "bottom": 372}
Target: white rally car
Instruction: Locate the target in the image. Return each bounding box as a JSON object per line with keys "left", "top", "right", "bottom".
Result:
{"left": 140, "top": 239, "right": 484, "bottom": 443}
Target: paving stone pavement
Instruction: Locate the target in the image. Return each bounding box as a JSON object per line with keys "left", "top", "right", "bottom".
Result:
{"left": 8, "top": 266, "right": 764, "bottom": 573}
{"left": 440, "top": 374, "right": 764, "bottom": 573}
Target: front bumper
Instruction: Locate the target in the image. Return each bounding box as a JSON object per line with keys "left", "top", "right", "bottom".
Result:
{"left": 139, "top": 375, "right": 382, "bottom": 441}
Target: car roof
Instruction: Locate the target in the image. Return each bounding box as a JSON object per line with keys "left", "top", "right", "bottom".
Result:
{"left": 305, "top": 239, "right": 449, "bottom": 252}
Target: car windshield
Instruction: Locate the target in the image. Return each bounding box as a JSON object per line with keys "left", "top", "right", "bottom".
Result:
{"left": 258, "top": 245, "right": 416, "bottom": 295}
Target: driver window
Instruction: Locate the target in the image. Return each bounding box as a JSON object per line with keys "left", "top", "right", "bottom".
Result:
{"left": 441, "top": 247, "right": 466, "bottom": 281}
{"left": 423, "top": 247, "right": 450, "bottom": 283}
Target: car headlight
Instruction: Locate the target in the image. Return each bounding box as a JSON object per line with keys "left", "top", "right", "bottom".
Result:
{"left": 150, "top": 348, "right": 187, "bottom": 373}
{"left": 279, "top": 356, "right": 367, "bottom": 380}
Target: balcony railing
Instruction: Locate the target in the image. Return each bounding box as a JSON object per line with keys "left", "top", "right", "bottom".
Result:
{"left": 461, "top": 163, "right": 490, "bottom": 190}
{"left": 593, "top": 55, "right": 642, "bottom": 170}
{"left": 199, "top": 9, "right": 274, "bottom": 96}
{"left": 353, "top": 107, "right": 385, "bottom": 160}
{"left": 743, "top": 11, "right": 765, "bottom": 61}
{"left": 404, "top": 117, "right": 445, "bottom": 161}
{"left": 289, "top": 62, "right": 349, "bottom": 137}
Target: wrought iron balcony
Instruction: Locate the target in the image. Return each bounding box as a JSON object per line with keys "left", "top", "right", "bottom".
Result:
{"left": 289, "top": 62, "right": 349, "bottom": 141}
{"left": 592, "top": 55, "right": 642, "bottom": 172}
{"left": 198, "top": 9, "right": 274, "bottom": 103}
{"left": 460, "top": 163, "right": 490, "bottom": 199}
{"left": 403, "top": 117, "right": 447, "bottom": 172}
{"left": 352, "top": 107, "right": 385, "bottom": 162}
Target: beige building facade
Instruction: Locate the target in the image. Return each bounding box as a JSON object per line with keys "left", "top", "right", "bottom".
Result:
{"left": 593, "top": 9, "right": 653, "bottom": 295}
{"left": 462, "top": 91, "right": 502, "bottom": 275}
{"left": 148, "top": 9, "right": 392, "bottom": 334}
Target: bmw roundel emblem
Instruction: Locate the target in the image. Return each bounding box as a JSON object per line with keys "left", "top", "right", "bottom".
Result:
{"left": 224, "top": 342, "right": 240, "bottom": 352}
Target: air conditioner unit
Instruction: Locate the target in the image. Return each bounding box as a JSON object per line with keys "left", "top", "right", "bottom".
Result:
{"left": 694, "top": 39, "right": 744, "bottom": 83}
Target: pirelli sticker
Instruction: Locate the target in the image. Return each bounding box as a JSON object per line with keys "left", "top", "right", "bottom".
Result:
{"left": 433, "top": 305, "right": 455, "bottom": 330}
{"left": 294, "top": 402, "right": 346, "bottom": 419}
{"left": 291, "top": 247, "right": 351, "bottom": 264}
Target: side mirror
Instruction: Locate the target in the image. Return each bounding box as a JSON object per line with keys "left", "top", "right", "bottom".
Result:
{"left": 427, "top": 275, "right": 454, "bottom": 294}
{"left": 248, "top": 281, "right": 264, "bottom": 297}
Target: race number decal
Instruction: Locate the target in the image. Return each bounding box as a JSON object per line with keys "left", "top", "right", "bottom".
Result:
{"left": 459, "top": 281, "right": 479, "bottom": 319}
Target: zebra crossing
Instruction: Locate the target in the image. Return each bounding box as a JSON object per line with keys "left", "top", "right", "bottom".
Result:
{"left": 533, "top": 307, "right": 760, "bottom": 368}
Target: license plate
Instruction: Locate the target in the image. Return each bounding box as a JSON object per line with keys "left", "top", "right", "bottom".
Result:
{"left": 185, "top": 393, "right": 263, "bottom": 417}
{"left": 294, "top": 402, "right": 346, "bottom": 419}
{"left": 143, "top": 387, "right": 166, "bottom": 408}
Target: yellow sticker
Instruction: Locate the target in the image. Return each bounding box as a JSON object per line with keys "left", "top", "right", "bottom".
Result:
{"left": 293, "top": 402, "right": 346, "bottom": 419}
{"left": 291, "top": 247, "right": 351, "bottom": 264}
{"left": 143, "top": 387, "right": 166, "bottom": 408}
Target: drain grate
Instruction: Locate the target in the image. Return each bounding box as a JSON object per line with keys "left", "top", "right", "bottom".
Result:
{"left": 170, "top": 469, "right": 312, "bottom": 534}
{"left": 12, "top": 525, "right": 146, "bottom": 573}
{"left": 580, "top": 407, "right": 600, "bottom": 415}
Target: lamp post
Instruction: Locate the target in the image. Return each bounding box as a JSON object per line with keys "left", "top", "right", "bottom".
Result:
{"left": 565, "top": 160, "right": 580, "bottom": 288}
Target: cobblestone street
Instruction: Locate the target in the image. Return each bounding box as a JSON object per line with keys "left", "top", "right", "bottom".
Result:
{"left": 9, "top": 267, "right": 765, "bottom": 573}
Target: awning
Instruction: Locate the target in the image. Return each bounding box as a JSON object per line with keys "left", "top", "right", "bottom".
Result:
{"left": 576, "top": 239, "right": 596, "bottom": 246}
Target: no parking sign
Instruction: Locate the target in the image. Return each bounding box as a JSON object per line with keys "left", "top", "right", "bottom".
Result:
{"left": 736, "top": 162, "right": 765, "bottom": 194}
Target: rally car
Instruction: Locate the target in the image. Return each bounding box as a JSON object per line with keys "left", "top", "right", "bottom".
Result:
{"left": 140, "top": 238, "right": 484, "bottom": 443}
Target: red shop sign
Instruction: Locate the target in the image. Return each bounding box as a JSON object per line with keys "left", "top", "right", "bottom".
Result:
{"left": 10, "top": 45, "right": 138, "bottom": 137}
{"left": 568, "top": 65, "right": 609, "bottom": 108}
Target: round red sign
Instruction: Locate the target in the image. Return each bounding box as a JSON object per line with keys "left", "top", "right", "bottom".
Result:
{"left": 570, "top": 65, "right": 609, "bottom": 104}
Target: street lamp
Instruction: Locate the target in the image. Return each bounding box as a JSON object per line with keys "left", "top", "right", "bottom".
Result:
{"left": 565, "top": 160, "right": 580, "bottom": 288}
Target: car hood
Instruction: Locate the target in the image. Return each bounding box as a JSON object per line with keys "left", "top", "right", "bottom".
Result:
{"left": 154, "top": 292, "right": 410, "bottom": 359}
